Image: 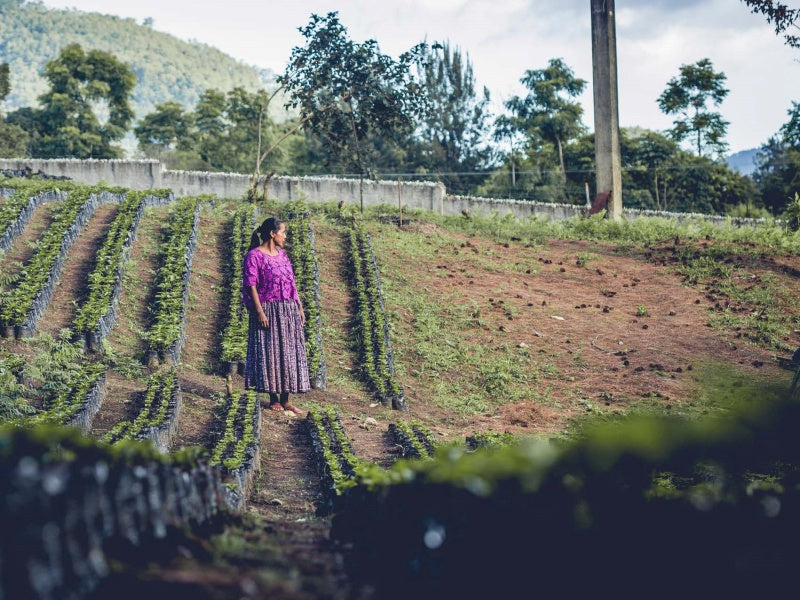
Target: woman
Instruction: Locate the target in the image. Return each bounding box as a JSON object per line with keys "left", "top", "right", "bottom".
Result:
{"left": 242, "top": 216, "right": 310, "bottom": 413}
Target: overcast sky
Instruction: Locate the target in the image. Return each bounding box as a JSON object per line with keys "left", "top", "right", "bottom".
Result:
{"left": 41, "top": 0, "right": 799, "bottom": 153}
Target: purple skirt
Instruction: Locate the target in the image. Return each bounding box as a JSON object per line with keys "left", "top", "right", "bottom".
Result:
{"left": 244, "top": 300, "right": 310, "bottom": 394}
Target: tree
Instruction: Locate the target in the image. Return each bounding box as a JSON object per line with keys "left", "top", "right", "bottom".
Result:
{"left": 742, "top": 0, "right": 799, "bottom": 48}
{"left": 501, "top": 59, "right": 587, "bottom": 190}
{"left": 781, "top": 101, "right": 800, "bottom": 148}
{"left": 0, "top": 63, "right": 9, "bottom": 101}
{"left": 16, "top": 44, "right": 137, "bottom": 158}
{"left": 0, "top": 62, "right": 29, "bottom": 158}
{"left": 753, "top": 103, "right": 800, "bottom": 214}
{"left": 134, "top": 100, "right": 193, "bottom": 152}
{"left": 657, "top": 58, "right": 729, "bottom": 157}
{"left": 412, "top": 41, "right": 493, "bottom": 194}
{"left": 279, "top": 12, "right": 427, "bottom": 210}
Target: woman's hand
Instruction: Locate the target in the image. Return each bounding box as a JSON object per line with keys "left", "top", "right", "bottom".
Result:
{"left": 257, "top": 310, "right": 269, "bottom": 329}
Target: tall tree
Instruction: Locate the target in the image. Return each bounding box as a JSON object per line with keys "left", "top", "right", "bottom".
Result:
{"left": 0, "top": 62, "right": 30, "bottom": 158}
{"left": 279, "top": 12, "right": 427, "bottom": 210}
{"left": 134, "top": 100, "right": 193, "bottom": 152}
{"left": 657, "top": 58, "right": 729, "bottom": 157}
{"left": 0, "top": 63, "right": 9, "bottom": 101}
{"left": 502, "top": 59, "right": 587, "bottom": 187}
{"left": 781, "top": 101, "right": 800, "bottom": 148}
{"left": 413, "top": 41, "right": 493, "bottom": 194}
{"left": 14, "top": 44, "right": 137, "bottom": 158}
{"left": 741, "top": 0, "right": 800, "bottom": 48}
{"left": 753, "top": 102, "right": 800, "bottom": 215}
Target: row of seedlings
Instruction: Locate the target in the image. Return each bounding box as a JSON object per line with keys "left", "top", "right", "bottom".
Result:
{"left": 0, "top": 180, "right": 70, "bottom": 252}
{"left": 346, "top": 223, "right": 407, "bottom": 410}
{"left": 208, "top": 389, "right": 262, "bottom": 510}
{"left": 219, "top": 203, "right": 256, "bottom": 375}
{"left": 0, "top": 185, "right": 122, "bottom": 338}
{"left": 72, "top": 190, "right": 174, "bottom": 351}
{"left": 17, "top": 362, "right": 108, "bottom": 434}
{"left": 388, "top": 420, "right": 438, "bottom": 459}
{"left": 144, "top": 196, "right": 202, "bottom": 366}
{"left": 465, "top": 431, "right": 516, "bottom": 450}
{"left": 102, "top": 368, "right": 181, "bottom": 452}
{"left": 0, "top": 425, "right": 225, "bottom": 600}
{"left": 306, "top": 403, "right": 363, "bottom": 513}
{"left": 284, "top": 204, "right": 327, "bottom": 388}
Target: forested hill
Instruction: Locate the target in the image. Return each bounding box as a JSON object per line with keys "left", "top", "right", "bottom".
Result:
{"left": 0, "top": 0, "right": 272, "bottom": 117}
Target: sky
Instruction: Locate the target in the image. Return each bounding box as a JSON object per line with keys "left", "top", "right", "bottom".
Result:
{"left": 40, "top": 0, "right": 800, "bottom": 154}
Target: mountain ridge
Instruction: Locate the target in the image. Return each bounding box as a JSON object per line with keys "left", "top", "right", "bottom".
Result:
{"left": 0, "top": 0, "right": 277, "bottom": 119}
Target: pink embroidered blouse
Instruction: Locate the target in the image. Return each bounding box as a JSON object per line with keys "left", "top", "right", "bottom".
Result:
{"left": 242, "top": 247, "right": 300, "bottom": 309}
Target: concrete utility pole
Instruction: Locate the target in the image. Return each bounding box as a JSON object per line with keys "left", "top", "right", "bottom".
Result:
{"left": 591, "top": 0, "right": 623, "bottom": 219}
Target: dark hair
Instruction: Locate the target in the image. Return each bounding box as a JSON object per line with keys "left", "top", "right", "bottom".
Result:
{"left": 249, "top": 216, "right": 285, "bottom": 251}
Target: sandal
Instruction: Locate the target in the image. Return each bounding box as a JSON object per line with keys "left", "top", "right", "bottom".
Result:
{"left": 269, "top": 403, "right": 284, "bottom": 412}
{"left": 283, "top": 403, "right": 303, "bottom": 415}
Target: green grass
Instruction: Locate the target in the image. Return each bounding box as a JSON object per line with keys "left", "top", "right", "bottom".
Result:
{"left": 371, "top": 225, "right": 557, "bottom": 416}
{"left": 568, "top": 359, "right": 793, "bottom": 436}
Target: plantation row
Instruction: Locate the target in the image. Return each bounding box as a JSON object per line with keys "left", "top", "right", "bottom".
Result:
{"left": 284, "top": 205, "right": 327, "bottom": 389}
{"left": 0, "top": 184, "right": 121, "bottom": 337}
{"left": 0, "top": 426, "right": 227, "bottom": 600}
{"left": 73, "top": 189, "right": 174, "bottom": 351}
{"left": 209, "top": 390, "right": 261, "bottom": 510}
{"left": 144, "top": 196, "right": 203, "bottom": 366}
{"left": 345, "top": 219, "right": 406, "bottom": 410}
{"left": 219, "top": 203, "right": 255, "bottom": 372}
{"left": 103, "top": 368, "right": 181, "bottom": 451}
{"left": 17, "top": 362, "right": 106, "bottom": 433}
{"left": 0, "top": 184, "right": 67, "bottom": 252}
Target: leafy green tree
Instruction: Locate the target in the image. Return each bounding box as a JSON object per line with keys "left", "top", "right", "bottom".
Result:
{"left": 781, "top": 101, "right": 800, "bottom": 147}
{"left": 194, "top": 87, "right": 281, "bottom": 174}
{"left": 0, "top": 62, "right": 29, "bottom": 157}
{"left": 742, "top": 0, "right": 799, "bottom": 48}
{"left": 754, "top": 140, "right": 800, "bottom": 215}
{"left": 501, "top": 59, "right": 587, "bottom": 187}
{"left": 657, "top": 58, "right": 729, "bottom": 157}
{"left": 13, "top": 44, "right": 137, "bottom": 158}
{"left": 752, "top": 103, "right": 800, "bottom": 215}
{"left": 412, "top": 41, "right": 493, "bottom": 194}
{"left": 134, "top": 100, "right": 193, "bottom": 152}
{"left": 279, "top": 12, "right": 427, "bottom": 210}
{"left": 0, "top": 63, "right": 9, "bottom": 101}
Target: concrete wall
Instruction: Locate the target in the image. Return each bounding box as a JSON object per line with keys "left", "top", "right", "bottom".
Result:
{"left": 0, "top": 158, "right": 764, "bottom": 227}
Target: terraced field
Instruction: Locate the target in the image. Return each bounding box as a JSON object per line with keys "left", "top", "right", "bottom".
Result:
{"left": 2, "top": 177, "right": 799, "bottom": 598}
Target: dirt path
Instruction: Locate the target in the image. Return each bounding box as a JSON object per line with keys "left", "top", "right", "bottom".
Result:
{"left": 90, "top": 370, "right": 142, "bottom": 439}
{"left": 39, "top": 203, "right": 119, "bottom": 338}
{"left": 173, "top": 206, "right": 229, "bottom": 449}
{"left": 303, "top": 220, "right": 400, "bottom": 467}
{"left": 91, "top": 206, "right": 167, "bottom": 439}
{"left": 0, "top": 202, "right": 57, "bottom": 287}
{"left": 105, "top": 205, "right": 167, "bottom": 358}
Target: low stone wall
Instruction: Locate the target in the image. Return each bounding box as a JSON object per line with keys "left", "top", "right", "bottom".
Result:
{"left": 0, "top": 158, "right": 764, "bottom": 226}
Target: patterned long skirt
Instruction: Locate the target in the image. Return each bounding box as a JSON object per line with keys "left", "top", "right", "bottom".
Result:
{"left": 244, "top": 300, "right": 310, "bottom": 394}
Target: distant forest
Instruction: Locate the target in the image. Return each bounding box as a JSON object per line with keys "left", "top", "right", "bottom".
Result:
{"left": 0, "top": 0, "right": 273, "bottom": 118}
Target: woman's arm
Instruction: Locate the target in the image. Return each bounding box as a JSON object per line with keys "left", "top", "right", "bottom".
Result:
{"left": 249, "top": 285, "right": 269, "bottom": 329}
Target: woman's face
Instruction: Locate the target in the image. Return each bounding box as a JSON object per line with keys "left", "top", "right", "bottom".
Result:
{"left": 271, "top": 223, "right": 287, "bottom": 247}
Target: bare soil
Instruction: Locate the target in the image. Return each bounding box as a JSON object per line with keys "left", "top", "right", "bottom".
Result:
{"left": 0, "top": 202, "right": 57, "bottom": 285}
{"left": 39, "top": 203, "right": 120, "bottom": 337}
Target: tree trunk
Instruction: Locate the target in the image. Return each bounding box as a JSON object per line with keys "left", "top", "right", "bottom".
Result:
{"left": 654, "top": 170, "right": 661, "bottom": 211}
{"left": 556, "top": 136, "right": 568, "bottom": 201}
{"left": 347, "top": 101, "right": 365, "bottom": 212}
